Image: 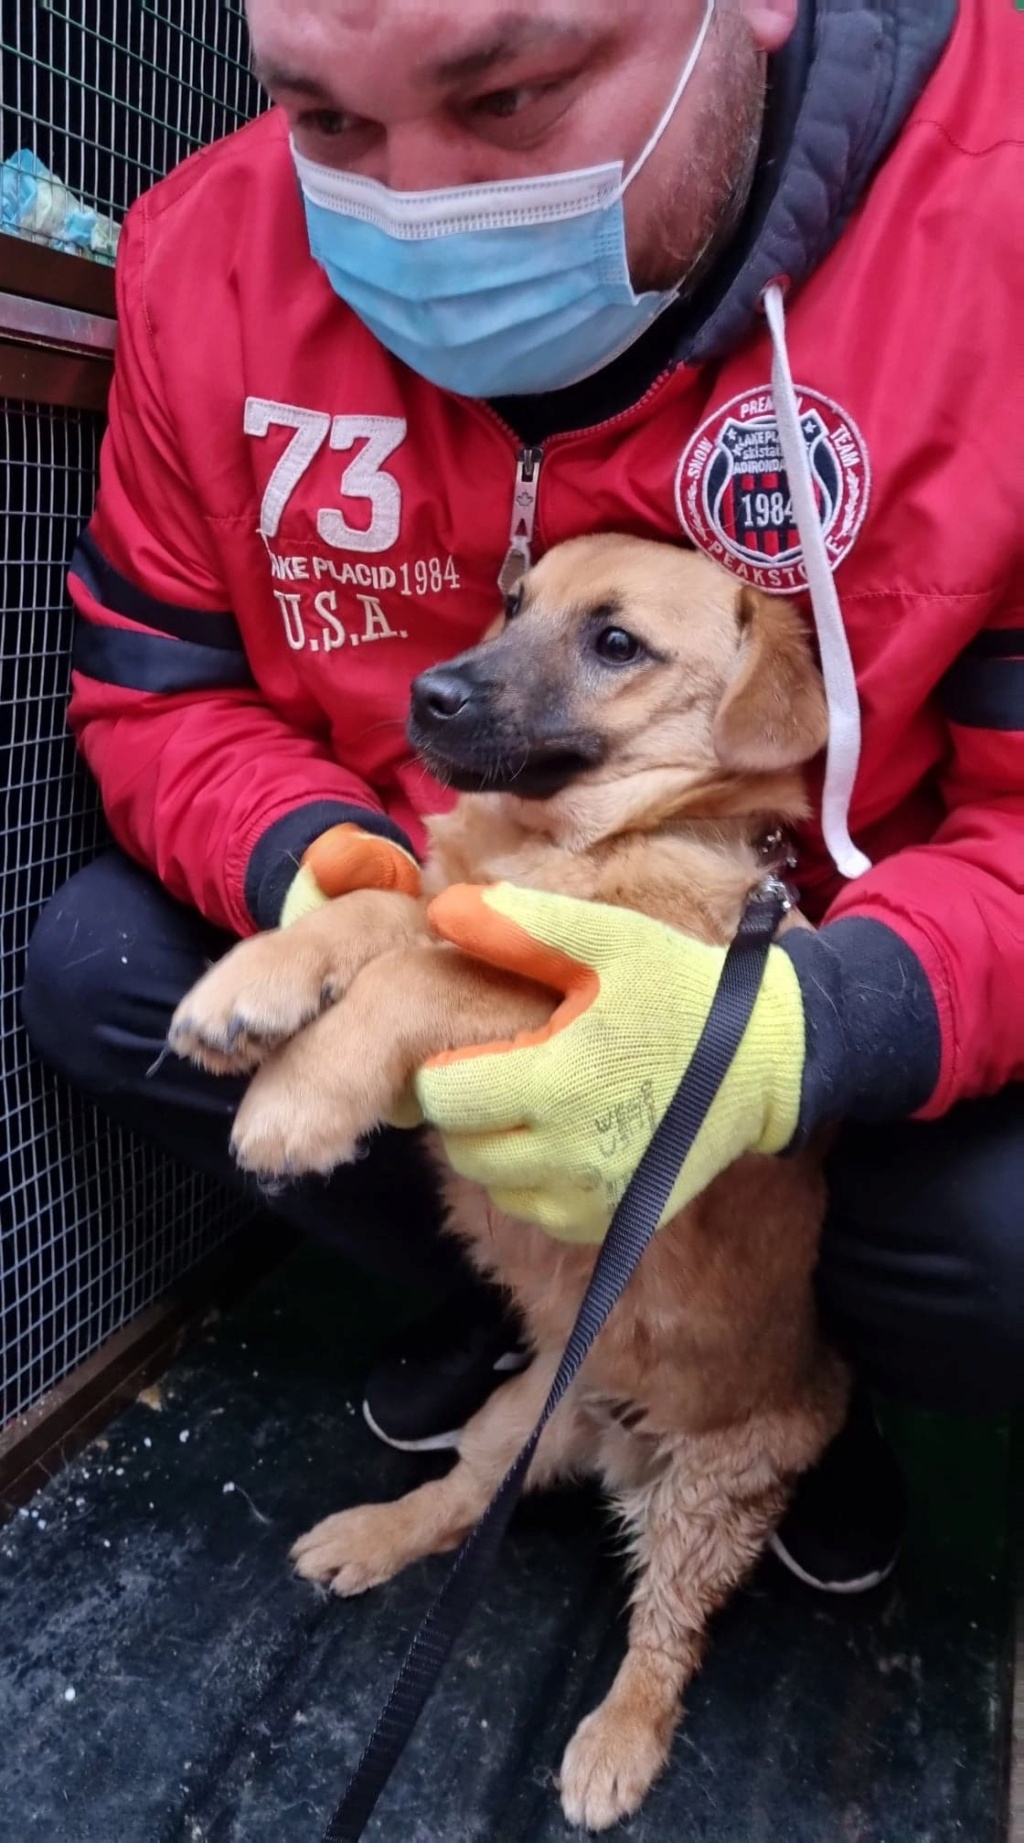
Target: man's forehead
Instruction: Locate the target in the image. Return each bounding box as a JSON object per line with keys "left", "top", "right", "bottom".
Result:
{"left": 249, "top": 0, "right": 615, "bottom": 95}
{"left": 422, "top": 13, "right": 594, "bottom": 86}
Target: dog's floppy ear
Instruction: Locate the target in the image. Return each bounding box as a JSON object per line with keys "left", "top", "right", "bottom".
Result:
{"left": 712, "top": 587, "right": 829, "bottom": 772}
{"left": 710, "top": 582, "right": 832, "bottom": 770}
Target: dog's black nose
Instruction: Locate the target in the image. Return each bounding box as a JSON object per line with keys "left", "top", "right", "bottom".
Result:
{"left": 411, "top": 666, "right": 473, "bottom": 724}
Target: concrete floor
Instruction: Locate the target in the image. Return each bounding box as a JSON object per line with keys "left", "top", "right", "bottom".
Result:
{"left": 0, "top": 1243, "right": 1016, "bottom": 1843}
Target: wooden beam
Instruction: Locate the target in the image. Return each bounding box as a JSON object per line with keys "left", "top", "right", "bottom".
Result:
{"left": 0, "top": 233, "right": 116, "bottom": 317}
{"left": 0, "top": 238, "right": 117, "bottom": 410}
{"left": 0, "top": 337, "right": 112, "bottom": 413}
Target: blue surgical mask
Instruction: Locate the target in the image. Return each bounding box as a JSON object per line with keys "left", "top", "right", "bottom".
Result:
{"left": 293, "top": 0, "right": 716, "bottom": 398}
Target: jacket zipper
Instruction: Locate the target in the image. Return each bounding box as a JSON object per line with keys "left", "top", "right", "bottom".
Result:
{"left": 482, "top": 364, "right": 683, "bottom": 596}
{"left": 498, "top": 445, "right": 544, "bottom": 595}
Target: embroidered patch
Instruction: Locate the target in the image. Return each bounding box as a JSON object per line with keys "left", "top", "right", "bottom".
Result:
{"left": 675, "top": 386, "right": 870, "bottom": 595}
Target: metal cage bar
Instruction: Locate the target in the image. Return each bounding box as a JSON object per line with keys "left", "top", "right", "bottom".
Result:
{"left": 1, "top": 0, "right": 264, "bottom": 255}
{"left": 1, "top": 3, "right": 264, "bottom": 1428}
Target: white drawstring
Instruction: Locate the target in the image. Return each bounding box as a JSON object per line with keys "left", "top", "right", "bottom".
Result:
{"left": 763, "top": 283, "right": 871, "bottom": 880}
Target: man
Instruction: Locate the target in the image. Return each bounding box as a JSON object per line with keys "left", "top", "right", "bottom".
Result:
{"left": 22, "top": 0, "right": 1023, "bottom": 1600}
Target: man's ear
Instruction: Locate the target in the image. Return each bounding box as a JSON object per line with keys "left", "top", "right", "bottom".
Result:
{"left": 738, "top": 0, "right": 799, "bottom": 54}
{"left": 713, "top": 587, "right": 828, "bottom": 772}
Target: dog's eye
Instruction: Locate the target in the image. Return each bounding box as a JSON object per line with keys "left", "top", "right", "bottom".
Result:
{"left": 503, "top": 585, "right": 523, "bottom": 619}
{"left": 594, "top": 626, "right": 644, "bottom": 666}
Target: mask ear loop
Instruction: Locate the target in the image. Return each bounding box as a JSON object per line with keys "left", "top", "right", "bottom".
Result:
{"left": 620, "top": 0, "right": 717, "bottom": 193}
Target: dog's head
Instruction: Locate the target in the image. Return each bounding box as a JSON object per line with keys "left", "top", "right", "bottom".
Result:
{"left": 408, "top": 535, "right": 827, "bottom": 840}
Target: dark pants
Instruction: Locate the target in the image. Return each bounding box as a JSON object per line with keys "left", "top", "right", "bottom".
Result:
{"left": 21, "top": 851, "right": 1024, "bottom": 1415}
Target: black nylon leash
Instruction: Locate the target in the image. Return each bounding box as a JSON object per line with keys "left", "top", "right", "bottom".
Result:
{"left": 323, "top": 879, "right": 788, "bottom": 1843}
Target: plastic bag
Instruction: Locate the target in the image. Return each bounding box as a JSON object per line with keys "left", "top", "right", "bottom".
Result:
{"left": 1, "top": 150, "right": 120, "bottom": 262}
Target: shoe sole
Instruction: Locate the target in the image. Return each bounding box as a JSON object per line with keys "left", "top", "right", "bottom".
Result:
{"left": 364, "top": 1414, "right": 901, "bottom": 1587}
{"left": 360, "top": 1351, "right": 530, "bottom": 1454}
{"left": 493, "top": 1351, "right": 529, "bottom": 1374}
{"left": 361, "top": 1398, "right": 463, "bottom": 1453}
{"left": 768, "top": 1530, "right": 900, "bottom": 1596}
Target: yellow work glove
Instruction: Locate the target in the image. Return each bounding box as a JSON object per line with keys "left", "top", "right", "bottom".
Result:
{"left": 279, "top": 822, "right": 420, "bottom": 927}
{"left": 415, "top": 883, "right": 806, "bottom": 1243}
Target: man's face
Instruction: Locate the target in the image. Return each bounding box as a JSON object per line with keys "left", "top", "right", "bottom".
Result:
{"left": 248, "top": 0, "right": 798, "bottom": 294}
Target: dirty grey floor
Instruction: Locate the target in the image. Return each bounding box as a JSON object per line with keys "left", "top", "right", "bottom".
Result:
{"left": 0, "top": 1243, "right": 1015, "bottom": 1843}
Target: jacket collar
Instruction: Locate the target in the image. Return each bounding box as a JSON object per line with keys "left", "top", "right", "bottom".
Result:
{"left": 489, "top": 0, "right": 957, "bottom": 440}
{"left": 681, "top": 0, "right": 957, "bottom": 363}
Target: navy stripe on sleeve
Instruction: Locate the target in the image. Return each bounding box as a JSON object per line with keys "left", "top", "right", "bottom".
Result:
{"left": 72, "top": 619, "right": 255, "bottom": 693}
{"left": 956, "top": 628, "right": 1024, "bottom": 662}
{"left": 71, "top": 529, "right": 243, "bottom": 652}
{"left": 939, "top": 656, "right": 1024, "bottom": 730}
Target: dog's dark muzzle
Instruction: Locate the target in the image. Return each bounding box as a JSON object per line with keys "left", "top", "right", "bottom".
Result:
{"left": 410, "top": 664, "right": 479, "bottom": 729}
{"left": 408, "top": 661, "right": 604, "bottom": 798}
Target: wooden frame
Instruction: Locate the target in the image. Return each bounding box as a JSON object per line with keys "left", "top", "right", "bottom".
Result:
{"left": 0, "top": 234, "right": 116, "bottom": 411}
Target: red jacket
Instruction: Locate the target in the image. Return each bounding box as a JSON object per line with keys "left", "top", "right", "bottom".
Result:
{"left": 68, "top": 0, "right": 1022, "bottom": 1122}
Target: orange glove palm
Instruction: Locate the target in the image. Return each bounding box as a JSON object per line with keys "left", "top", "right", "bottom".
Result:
{"left": 279, "top": 823, "right": 420, "bottom": 927}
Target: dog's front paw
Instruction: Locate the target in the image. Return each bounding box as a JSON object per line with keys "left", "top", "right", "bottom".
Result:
{"left": 169, "top": 933, "right": 334, "bottom": 1074}
{"left": 228, "top": 1052, "right": 363, "bottom": 1177}
{"left": 290, "top": 1504, "right": 414, "bottom": 1597}
{"left": 559, "top": 1697, "right": 673, "bottom": 1832}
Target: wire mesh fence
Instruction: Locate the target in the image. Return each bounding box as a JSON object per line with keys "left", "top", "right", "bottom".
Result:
{"left": 1, "top": 3, "right": 265, "bottom": 1427}
{"left": 0, "top": 399, "right": 255, "bottom": 1426}
{"left": 1, "top": 0, "right": 264, "bottom": 259}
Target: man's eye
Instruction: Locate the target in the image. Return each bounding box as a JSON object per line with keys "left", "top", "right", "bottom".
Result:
{"left": 470, "top": 83, "right": 553, "bottom": 121}
{"left": 299, "top": 109, "right": 354, "bottom": 138}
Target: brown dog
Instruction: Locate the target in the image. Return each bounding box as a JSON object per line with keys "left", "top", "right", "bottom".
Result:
{"left": 170, "top": 535, "right": 849, "bottom": 1832}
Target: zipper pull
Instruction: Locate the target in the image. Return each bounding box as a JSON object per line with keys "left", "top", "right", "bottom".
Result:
{"left": 497, "top": 446, "right": 543, "bottom": 598}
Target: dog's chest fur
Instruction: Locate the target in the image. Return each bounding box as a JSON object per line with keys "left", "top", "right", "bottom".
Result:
{"left": 434, "top": 1128, "right": 829, "bottom": 1446}
{"left": 416, "top": 789, "right": 836, "bottom": 1467}
{"left": 422, "top": 795, "right": 768, "bottom": 943}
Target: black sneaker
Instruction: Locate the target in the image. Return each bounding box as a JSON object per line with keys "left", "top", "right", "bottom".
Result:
{"left": 769, "top": 1390, "right": 908, "bottom": 1594}
{"left": 362, "top": 1285, "right": 529, "bottom": 1451}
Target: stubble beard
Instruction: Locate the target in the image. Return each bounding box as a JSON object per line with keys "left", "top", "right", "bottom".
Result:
{"left": 633, "top": 33, "right": 767, "bottom": 298}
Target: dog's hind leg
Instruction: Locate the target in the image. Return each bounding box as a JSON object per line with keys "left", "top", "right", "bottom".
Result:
{"left": 291, "top": 1349, "right": 591, "bottom": 1596}
{"left": 559, "top": 1430, "right": 790, "bottom": 1832}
